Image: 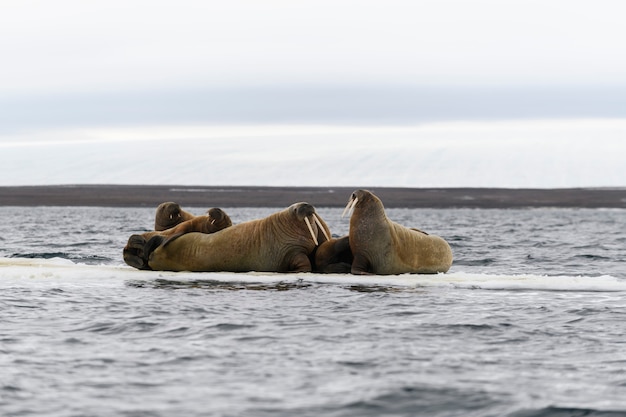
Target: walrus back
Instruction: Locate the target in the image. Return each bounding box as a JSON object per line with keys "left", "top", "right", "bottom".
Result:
{"left": 148, "top": 224, "right": 269, "bottom": 272}
{"left": 385, "top": 222, "right": 453, "bottom": 274}
{"left": 147, "top": 212, "right": 316, "bottom": 272}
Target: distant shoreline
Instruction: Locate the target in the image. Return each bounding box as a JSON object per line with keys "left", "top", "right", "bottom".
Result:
{"left": 1, "top": 185, "right": 625, "bottom": 209}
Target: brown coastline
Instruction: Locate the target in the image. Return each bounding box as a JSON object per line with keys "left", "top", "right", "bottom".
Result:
{"left": 0, "top": 185, "right": 625, "bottom": 208}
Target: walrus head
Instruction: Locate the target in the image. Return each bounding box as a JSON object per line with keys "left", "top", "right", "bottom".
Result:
{"left": 291, "top": 202, "right": 331, "bottom": 246}
{"left": 206, "top": 207, "right": 233, "bottom": 232}
{"left": 342, "top": 189, "right": 382, "bottom": 217}
{"left": 154, "top": 202, "right": 195, "bottom": 231}
{"left": 342, "top": 191, "right": 359, "bottom": 218}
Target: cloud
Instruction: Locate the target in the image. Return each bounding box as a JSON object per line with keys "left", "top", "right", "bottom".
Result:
{"left": 2, "top": 85, "right": 625, "bottom": 132}
{"left": 1, "top": 0, "right": 626, "bottom": 94}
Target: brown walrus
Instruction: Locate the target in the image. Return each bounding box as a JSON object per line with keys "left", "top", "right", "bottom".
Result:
{"left": 343, "top": 189, "right": 453, "bottom": 275}
{"left": 154, "top": 202, "right": 197, "bottom": 231}
{"left": 124, "top": 202, "right": 331, "bottom": 273}
{"left": 160, "top": 207, "right": 233, "bottom": 241}
{"left": 313, "top": 235, "right": 353, "bottom": 273}
{"left": 124, "top": 207, "right": 233, "bottom": 270}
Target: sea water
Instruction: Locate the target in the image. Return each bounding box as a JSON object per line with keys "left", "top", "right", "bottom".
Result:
{"left": 1, "top": 206, "right": 626, "bottom": 417}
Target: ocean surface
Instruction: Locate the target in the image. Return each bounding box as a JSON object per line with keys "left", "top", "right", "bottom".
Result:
{"left": 1, "top": 205, "right": 626, "bottom": 417}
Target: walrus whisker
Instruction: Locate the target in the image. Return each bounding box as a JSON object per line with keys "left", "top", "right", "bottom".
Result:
{"left": 313, "top": 214, "right": 330, "bottom": 242}
{"left": 304, "top": 216, "right": 319, "bottom": 246}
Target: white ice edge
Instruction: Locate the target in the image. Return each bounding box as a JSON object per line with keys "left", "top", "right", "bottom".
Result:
{"left": 1, "top": 257, "right": 624, "bottom": 292}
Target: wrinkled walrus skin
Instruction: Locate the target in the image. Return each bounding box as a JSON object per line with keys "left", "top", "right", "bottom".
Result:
{"left": 127, "top": 202, "right": 331, "bottom": 273}
{"left": 344, "top": 189, "right": 453, "bottom": 275}
{"left": 123, "top": 207, "right": 233, "bottom": 270}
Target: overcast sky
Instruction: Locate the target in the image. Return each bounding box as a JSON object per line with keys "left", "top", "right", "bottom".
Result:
{"left": 2, "top": 0, "right": 626, "bottom": 92}
{"left": 1, "top": 1, "right": 625, "bottom": 188}
{"left": 1, "top": 0, "right": 625, "bottom": 129}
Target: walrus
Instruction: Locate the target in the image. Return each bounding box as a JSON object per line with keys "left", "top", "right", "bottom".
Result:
{"left": 342, "top": 189, "right": 453, "bottom": 275}
{"left": 160, "top": 207, "right": 233, "bottom": 241}
{"left": 124, "top": 202, "right": 331, "bottom": 273}
{"left": 124, "top": 207, "right": 233, "bottom": 270}
{"left": 313, "top": 235, "right": 353, "bottom": 273}
{"left": 154, "top": 202, "right": 197, "bottom": 231}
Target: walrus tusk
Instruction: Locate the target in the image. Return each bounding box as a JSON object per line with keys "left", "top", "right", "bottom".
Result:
{"left": 211, "top": 218, "right": 216, "bottom": 224}
{"left": 169, "top": 214, "right": 173, "bottom": 220}
{"left": 313, "top": 214, "right": 330, "bottom": 242}
{"left": 341, "top": 197, "right": 358, "bottom": 218}
{"left": 304, "top": 216, "right": 319, "bottom": 246}
{"left": 341, "top": 200, "right": 350, "bottom": 218}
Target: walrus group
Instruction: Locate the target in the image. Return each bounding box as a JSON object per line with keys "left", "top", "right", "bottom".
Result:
{"left": 123, "top": 190, "right": 453, "bottom": 275}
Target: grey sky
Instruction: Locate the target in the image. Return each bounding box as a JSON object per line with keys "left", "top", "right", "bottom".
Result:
{"left": 1, "top": 0, "right": 625, "bottom": 128}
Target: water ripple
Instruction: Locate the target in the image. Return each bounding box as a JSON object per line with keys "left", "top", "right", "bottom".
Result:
{"left": 3, "top": 207, "right": 626, "bottom": 416}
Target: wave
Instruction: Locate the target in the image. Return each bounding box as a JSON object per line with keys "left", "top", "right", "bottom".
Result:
{"left": 8, "top": 252, "right": 115, "bottom": 264}
{"left": 1, "top": 257, "right": 625, "bottom": 292}
{"left": 509, "top": 406, "right": 626, "bottom": 417}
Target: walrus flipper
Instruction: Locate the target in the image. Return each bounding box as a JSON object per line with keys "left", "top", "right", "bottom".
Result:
{"left": 351, "top": 253, "right": 374, "bottom": 275}
{"left": 123, "top": 234, "right": 151, "bottom": 270}
{"left": 289, "top": 253, "right": 313, "bottom": 273}
{"left": 162, "top": 232, "right": 186, "bottom": 247}
{"left": 123, "top": 234, "right": 166, "bottom": 270}
{"left": 144, "top": 235, "right": 166, "bottom": 258}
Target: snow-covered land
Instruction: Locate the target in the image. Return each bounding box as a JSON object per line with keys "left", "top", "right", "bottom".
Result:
{"left": 1, "top": 119, "right": 624, "bottom": 188}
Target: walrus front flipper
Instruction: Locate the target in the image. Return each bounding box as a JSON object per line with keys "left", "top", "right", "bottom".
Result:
{"left": 162, "top": 232, "right": 185, "bottom": 247}
{"left": 144, "top": 235, "right": 166, "bottom": 258}
{"left": 351, "top": 253, "right": 374, "bottom": 275}
{"left": 123, "top": 234, "right": 151, "bottom": 270}
{"left": 123, "top": 234, "right": 166, "bottom": 270}
{"left": 288, "top": 253, "right": 313, "bottom": 273}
